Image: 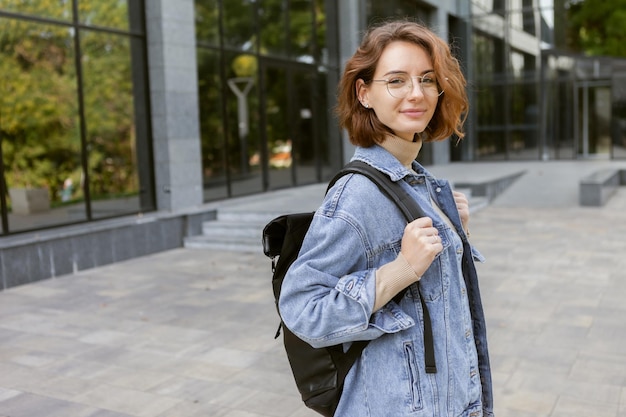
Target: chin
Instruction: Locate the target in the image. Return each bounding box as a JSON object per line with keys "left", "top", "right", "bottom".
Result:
{"left": 398, "top": 129, "right": 425, "bottom": 140}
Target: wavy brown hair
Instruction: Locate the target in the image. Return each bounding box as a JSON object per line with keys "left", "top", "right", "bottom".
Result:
{"left": 336, "top": 20, "right": 468, "bottom": 147}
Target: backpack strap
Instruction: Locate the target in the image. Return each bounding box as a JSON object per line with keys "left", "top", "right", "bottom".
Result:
{"left": 328, "top": 160, "right": 437, "bottom": 374}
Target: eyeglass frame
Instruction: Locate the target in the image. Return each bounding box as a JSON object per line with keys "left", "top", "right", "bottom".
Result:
{"left": 369, "top": 72, "right": 445, "bottom": 98}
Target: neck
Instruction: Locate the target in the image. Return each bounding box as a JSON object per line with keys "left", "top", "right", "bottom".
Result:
{"left": 380, "top": 134, "right": 422, "bottom": 168}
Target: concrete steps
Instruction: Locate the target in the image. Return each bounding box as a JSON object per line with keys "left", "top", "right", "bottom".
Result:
{"left": 183, "top": 210, "right": 298, "bottom": 253}
{"left": 183, "top": 190, "right": 496, "bottom": 253}
{"left": 184, "top": 168, "right": 524, "bottom": 253}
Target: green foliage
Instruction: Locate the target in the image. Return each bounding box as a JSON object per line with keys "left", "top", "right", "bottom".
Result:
{"left": 567, "top": 0, "right": 626, "bottom": 57}
{"left": 0, "top": 15, "right": 78, "bottom": 192}
{"left": 195, "top": 0, "right": 327, "bottom": 181}
{"left": 0, "top": 1, "right": 138, "bottom": 203}
{"left": 195, "top": 0, "right": 220, "bottom": 45}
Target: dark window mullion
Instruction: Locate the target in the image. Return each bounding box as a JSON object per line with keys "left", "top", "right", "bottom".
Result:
{"left": 71, "top": 0, "right": 92, "bottom": 219}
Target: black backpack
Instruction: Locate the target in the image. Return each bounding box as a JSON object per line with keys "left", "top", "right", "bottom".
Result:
{"left": 262, "top": 160, "right": 436, "bottom": 417}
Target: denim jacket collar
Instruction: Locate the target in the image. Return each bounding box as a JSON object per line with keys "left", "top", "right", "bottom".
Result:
{"left": 351, "top": 144, "right": 437, "bottom": 182}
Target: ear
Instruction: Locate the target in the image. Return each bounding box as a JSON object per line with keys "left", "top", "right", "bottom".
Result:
{"left": 356, "top": 79, "right": 368, "bottom": 104}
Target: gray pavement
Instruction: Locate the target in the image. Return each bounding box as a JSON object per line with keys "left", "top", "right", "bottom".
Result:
{"left": 2, "top": 160, "right": 626, "bottom": 417}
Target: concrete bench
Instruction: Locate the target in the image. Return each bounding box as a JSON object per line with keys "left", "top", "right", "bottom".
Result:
{"left": 579, "top": 169, "right": 626, "bottom": 206}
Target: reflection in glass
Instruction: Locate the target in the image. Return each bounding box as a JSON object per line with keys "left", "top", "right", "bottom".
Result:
{"left": 508, "top": 51, "right": 539, "bottom": 159}
{"left": 293, "top": 70, "right": 316, "bottom": 184}
{"left": 314, "top": 0, "right": 327, "bottom": 65}
{"left": 0, "top": 0, "right": 71, "bottom": 21}
{"left": 223, "top": 0, "right": 256, "bottom": 52}
{"left": 315, "top": 71, "right": 334, "bottom": 179}
{"left": 197, "top": 48, "right": 228, "bottom": 201}
{"left": 81, "top": 30, "right": 140, "bottom": 219}
{"left": 612, "top": 74, "right": 626, "bottom": 159}
{"left": 289, "top": 0, "right": 313, "bottom": 61}
{"left": 224, "top": 52, "right": 262, "bottom": 196}
{"left": 0, "top": 18, "right": 86, "bottom": 232}
{"left": 259, "top": 0, "right": 287, "bottom": 57}
{"left": 577, "top": 86, "right": 611, "bottom": 157}
{"left": 265, "top": 65, "right": 291, "bottom": 189}
{"left": 195, "top": 0, "right": 220, "bottom": 46}
{"left": 473, "top": 29, "right": 507, "bottom": 160}
{"left": 78, "top": 0, "right": 130, "bottom": 31}
{"left": 365, "top": 0, "right": 432, "bottom": 27}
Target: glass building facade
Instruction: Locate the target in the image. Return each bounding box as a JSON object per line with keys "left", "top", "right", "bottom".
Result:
{"left": 1, "top": 0, "right": 625, "bottom": 241}
{"left": 194, "top": 0, "right": 341, "bottom": 199}
{"left": 470, "top": 0, "right": 626, "bottom": 160}
{"left": 0, "top": 0, "right": 154, "bottom": 235}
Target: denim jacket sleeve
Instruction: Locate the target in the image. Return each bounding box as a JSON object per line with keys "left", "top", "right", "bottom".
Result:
{"left": 278, "top": 208, "right": 416, "bottom": 349}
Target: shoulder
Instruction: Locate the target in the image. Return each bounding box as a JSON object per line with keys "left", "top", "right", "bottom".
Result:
{"left": 319, "top": 171, "right": 398, "bottom": 225}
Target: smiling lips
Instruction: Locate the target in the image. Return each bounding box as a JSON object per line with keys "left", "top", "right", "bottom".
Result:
{"left": 401, "top": 108, "right": 427, "bottom": 118}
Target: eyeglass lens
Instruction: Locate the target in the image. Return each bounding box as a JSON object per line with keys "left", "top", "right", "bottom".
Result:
{"left": 387, "top": 73, "right": 442, "bottom": 98}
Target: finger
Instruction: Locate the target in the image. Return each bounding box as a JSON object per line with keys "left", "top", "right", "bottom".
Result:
{"left": 408, "top": 216, "right": 433, "bottom": 228}
{"left": 454, "top": 195, "right": 468, "bottom": 206}
{"left": 453, "top": 190, "right": 467, "bottom": 200}
{"left": 405, "top": 219, "right": 436, "bottom": 237}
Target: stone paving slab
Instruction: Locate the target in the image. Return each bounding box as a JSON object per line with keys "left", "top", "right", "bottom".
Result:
{"left": 1, "top": 172, "right": 626, "bottom": 416}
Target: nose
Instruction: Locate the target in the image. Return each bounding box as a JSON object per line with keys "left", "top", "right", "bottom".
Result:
{"left": 407, "top": 76, "right": 425, "bottom": 98}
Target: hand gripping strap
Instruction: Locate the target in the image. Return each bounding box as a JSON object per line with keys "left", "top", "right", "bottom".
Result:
{"left": 329, "top": 160, "right": 437, "bottom": 374}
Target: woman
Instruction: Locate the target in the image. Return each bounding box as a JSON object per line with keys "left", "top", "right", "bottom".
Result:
{"left": 279, "top": 20, "right": 494, "bottom": 417}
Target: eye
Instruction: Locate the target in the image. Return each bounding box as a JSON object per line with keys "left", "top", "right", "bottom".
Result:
{"left": 387, "top": 75, "right": 408, "bottom": 86}
{"left": 421, "top": 74, "right": 436, "bottom": 84}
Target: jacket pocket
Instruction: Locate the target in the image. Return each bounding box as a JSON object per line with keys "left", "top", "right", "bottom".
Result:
{"left": 403, "top": 341, "right": 423, "bottom": 412}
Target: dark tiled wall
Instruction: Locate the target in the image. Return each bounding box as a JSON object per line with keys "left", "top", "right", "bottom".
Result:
{"left": 0, "top": 210, "right": 215, "bottom": 290}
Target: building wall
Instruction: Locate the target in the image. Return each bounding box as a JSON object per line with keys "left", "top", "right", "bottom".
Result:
{"left": 1, "top": 0, "right": 624, "bottom": 290}
{"left": 146, "top": 0, "right": 203, "bottom": 212}
{"left": 0, "top": 0, "right": 211, "bottom": 289}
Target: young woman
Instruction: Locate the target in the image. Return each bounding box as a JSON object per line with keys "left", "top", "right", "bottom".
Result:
{"left": 279, "top": 20, "right": 494, "bottom": 416}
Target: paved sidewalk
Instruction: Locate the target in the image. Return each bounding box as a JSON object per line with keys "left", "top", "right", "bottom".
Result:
{"left": 1, "top": 161, "right": 626, "bottom": 416}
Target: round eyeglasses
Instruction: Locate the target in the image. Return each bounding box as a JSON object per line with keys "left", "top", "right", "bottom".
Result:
{"left": 371, "top": 72, "right": 444, "bottom": 98}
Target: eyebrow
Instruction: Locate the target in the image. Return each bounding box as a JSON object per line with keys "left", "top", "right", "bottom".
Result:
{"left": 382, "top": 69, "right": 435, "bottom": 77}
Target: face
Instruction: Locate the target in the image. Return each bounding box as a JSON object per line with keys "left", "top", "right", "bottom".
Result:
{"left": 357, "top": 41, "right": 439, "bottom": 142}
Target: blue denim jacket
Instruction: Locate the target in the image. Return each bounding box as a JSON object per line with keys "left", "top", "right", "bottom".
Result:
{"left": 279, "top": 145, "right": 494, "bottom": 417}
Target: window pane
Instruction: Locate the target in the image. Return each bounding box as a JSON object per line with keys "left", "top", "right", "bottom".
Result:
{"left": 80, "top": 30, "right": 140, "bottom": 219}
{"left": 223, "top": 0, "right": 256, "bottom": 52}
{"left": 290, "top": 0, "right": 313, "bottom": 62}
{"left": 293, "top": 69, "right": 316, "bottom": 184}
{"left": 315, "top": 71, "right": 336, "bottom": 180}
{"left": 0, "top": 18, "right": 86, "bottom": 233}
{"left": 224, "top": 52, "right": 261, "bottom": 196}
{"left": 0, "top": 0, "right": 71, "bottom": 21}
{"left": 197, "top": 48, "right": 228, "bottom": 201}
{"left": 315, "top": 0, "right": 327, "bottom": 65}
{"left": 259, "top": 0, "right": 287, "bottom": 57}
{"left": 612, "top": 74, "right": 626, "bottom": 159}
{"left": 265, "top": 65, "right": 291, "bottom": 189}
{"left": 508, "top": 51, "right": 538, "bottom": 159}
{"left": 366, "top": 0, "right": 432, "bottom": 25}
{"left": 195, "top": 0, "right": 220, "bottom": 46}
{"left": 476, "top": 131, "right": 507, "bottom": 160}
{"left": 78, "top": 0, "right": 130, "bottom": 31}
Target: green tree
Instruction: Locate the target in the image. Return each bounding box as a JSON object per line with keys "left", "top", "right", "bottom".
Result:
{"left": 0, "top": 15, "right": 80, "bottom": 192}
{"left": 567, "top": 0, "right": 626, "bottom": 57}
{"left": 0, "top": 0, "right": 137, "bottom": 204}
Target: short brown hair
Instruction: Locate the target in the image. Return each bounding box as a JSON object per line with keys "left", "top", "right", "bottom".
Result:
{"left": 336, "top": 20, "right": 469, "bottom": 147}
